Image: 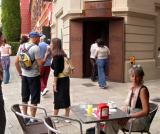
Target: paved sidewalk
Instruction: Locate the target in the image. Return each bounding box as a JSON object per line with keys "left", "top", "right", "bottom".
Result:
{"left": 2, "top": 57, "right": 160, "bottom": 134}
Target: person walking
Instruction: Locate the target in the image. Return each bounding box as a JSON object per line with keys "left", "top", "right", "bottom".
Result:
{"left": 15, "top": 31, "right": 47, "bottom": 124}
{"left": 39, "top": 35, "right": 52, "bottom": 96}
{"left": 0, "top": 37, "right": 12, "bottom": 84}
{"left": 50, "top": 38, "right": 71, "bottom": 120}
{"left": 95, "top": 38, "right": 110, "bottom": 89}
{"left": 90, "top": 40, "right": 98, "bottom": 82}
{"left": 0, "top": 33, "right": 6, "bottom": 134}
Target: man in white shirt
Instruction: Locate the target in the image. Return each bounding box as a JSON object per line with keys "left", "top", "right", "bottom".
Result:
{"left": 90, "top": 40, "right": 98, "bottom": 81}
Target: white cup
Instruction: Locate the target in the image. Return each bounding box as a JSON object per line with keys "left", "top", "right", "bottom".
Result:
{"left": 108, "top": 101, "right": 116, "bottom": 109}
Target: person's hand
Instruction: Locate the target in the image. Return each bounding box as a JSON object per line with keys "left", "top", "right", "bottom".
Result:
{"left": 53, "top": 83, "right": 57, "bottom": 92}
{"left": 19, "top": 74, "right": 22, "bottom": 79}
{"left": 120, "top": 105, "right": 128, "bottom": 113}
{"left": 44, "top": 48, "right": 50, "bottom": 58}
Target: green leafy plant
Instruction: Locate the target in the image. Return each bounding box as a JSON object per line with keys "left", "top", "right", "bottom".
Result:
{"left": 1, "top": 0, "right": 21, "bottom": 42}
{"left": 9, "top": 41, "right": 20, "bottom": 56}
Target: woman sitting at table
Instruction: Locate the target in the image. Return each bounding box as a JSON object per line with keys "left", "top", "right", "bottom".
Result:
{"left": 105, "top": 65, "right": 150, "bottom": 134}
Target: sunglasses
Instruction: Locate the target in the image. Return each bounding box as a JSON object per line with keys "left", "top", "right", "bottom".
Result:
{"left": 132, "top": 64, "right": 141, "bottom": 68}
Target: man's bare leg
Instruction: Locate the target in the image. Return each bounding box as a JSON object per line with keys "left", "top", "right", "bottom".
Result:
{"left": 30, "top": 104, "right": 37, "bottom": 117}
{"left": 21, "top": 102, "right": 28, "bottom": 115}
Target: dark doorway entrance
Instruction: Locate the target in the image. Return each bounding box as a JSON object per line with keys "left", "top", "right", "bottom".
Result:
{"left": 70, "top": 17, "right": 124, "bottom": 82}
{"left": 42, "top": 26, "right": 51, "bottom": 40}
{"left": 83, "top": 21, "right": 109, "bottom": 77}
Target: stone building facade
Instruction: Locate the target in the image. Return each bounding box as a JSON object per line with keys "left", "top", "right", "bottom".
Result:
{"left": 30, "top": 0, "right": 52, "bottom": 39}
{"left": 50, "top": 0, "right": 160, "bottom": 82}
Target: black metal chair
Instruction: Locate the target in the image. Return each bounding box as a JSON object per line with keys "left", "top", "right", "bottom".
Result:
{"left": 11, "top": 104, "right": 48, "bottom": 134}
{"left": 122, "top": 102, "right": 158, "bottom": 134}
{"left": 43, "top": 115, "right": 83, "bottom": 134}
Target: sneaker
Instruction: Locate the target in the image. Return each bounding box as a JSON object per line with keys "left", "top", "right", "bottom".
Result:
{"left": 23, "top": 117, "right": 30, "bottom": 124}
{"left": 64, "top": 119, "right": 71, "bottom": 123}
{"left": 26, "top": 119, "right": 39, "bottom": 125}
{"left": 41, "top": 88, "right": 49, "bottom": 96}
{"left": 53, "top": 118, "right": 59, "bottom": 123}
{"left": 99, "top": 86, "right": 107, "bottom": 89}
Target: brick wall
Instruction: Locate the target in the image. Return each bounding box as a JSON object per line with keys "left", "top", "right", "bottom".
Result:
{"left": 20, "top": 0, "right": 31, "bottom": 35}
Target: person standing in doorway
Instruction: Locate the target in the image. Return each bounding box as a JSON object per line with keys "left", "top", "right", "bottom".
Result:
{"left": 15, "top": 31, "right": 47, "bottom": 124}
{"left": 50, "top": 38, "right": 71, "bottom": 121}
{"left": 0, "top": 33, "right": 6, "bottom": 134}
{"left": 0, "top": 37, "right": 12, "bottom": 84}
{"left": 39, "top": 35, "right": 52, "bottom": 96}
{"left": 90, "top": 40, "right": 98, "bottom": 82}
{"left": 95, "top": 38, "right": 110, "bottom": 89}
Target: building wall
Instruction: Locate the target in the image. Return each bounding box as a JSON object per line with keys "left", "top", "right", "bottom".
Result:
{"left": 112, "top": 0, "right": 160, "bottom": 81}
{"left": 53, "top": 0, "right": 160, "bottom": 81}
{"left": 30, "top": 0, "right": 52, "bottom": 38}
{"left": 52, "top": 0, "right": 82, "bottom": 57}
{"left": 20, "top": 0, "right": 31, "bottom": 34}
{"left": 0, "top": 1, "right": 2, "bottom": 27}
{"left": 36, "top": 2, "right": 52, "bottom": 32}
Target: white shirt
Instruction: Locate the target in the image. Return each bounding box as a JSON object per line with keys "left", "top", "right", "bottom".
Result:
{"left": 90, "top": 43, "right": 98, "bottom": 59}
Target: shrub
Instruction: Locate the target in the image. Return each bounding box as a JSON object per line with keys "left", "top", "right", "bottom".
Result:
{"left": 9, "top": 42, "right": 20, "bottom": 56}
{"left": 1, "top": 0, "right": 21, "bottom": 42}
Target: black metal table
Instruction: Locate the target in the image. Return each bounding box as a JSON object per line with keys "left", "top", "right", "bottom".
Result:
{"left": 71, "top": 104, "right": 130, "bottom": 134}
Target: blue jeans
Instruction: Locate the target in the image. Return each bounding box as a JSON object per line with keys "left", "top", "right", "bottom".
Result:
{"left": 96, "top": 59, "right": 107, "bottom": 87}
{"left": 1, "top": 56, "right": 10, "bottom": 84}
{"left": 3, "top": 69, "right": 10, "bottom": 84}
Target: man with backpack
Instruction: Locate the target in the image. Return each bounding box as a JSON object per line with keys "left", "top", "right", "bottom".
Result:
{"left": 15, "top": 31, "right": 48, "bottom": 124}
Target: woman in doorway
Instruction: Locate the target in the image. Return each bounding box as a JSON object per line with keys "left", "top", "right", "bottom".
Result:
{"left": 95, "top": 38, "right": 110, "bottom": 89}
{"left": 0, "top": 37, "right": 12, "bottom": 84}
{"left": 50, "top": 38, "right": 70, "bottom": 121}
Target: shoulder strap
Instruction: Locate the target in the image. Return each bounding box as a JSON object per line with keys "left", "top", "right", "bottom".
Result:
{"left": 23, "top": 43, "right": 35, "bottom": 51}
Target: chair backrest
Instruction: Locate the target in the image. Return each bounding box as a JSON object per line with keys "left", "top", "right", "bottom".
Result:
{"left": 44, "top": 115, "right": 83, "bottom": 134}
{"left": 148, "top": 102, "right": 158, "bottom": 124}
{"left": 121, "top": 102, "right": 158, "bottom": 133}
{"left": 11, "top": 104, "right": 26, "bottom": 131}
{"left": 11, "top": 104, "right": 48, "bottom": 134}
{"left": 44, "top": 117, "right": 62, "bottom": 134}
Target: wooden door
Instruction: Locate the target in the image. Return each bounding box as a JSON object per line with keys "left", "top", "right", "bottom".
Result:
{"left": 109, "top": 19, "right": 124, "bottom": 82}
{"left": 70, "top": 20, "right": 83, "bottom": 77}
